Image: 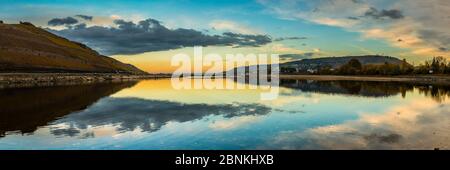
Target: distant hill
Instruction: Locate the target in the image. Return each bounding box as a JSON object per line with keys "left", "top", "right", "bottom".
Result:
{"left": 226, "top": 55, "right": 409, "bottom": 75}
{"left": 0, "top": 22, "right": 147, "bottom": 74}
{"left": 282, "top": 55, "right": 407, "bottom": 71}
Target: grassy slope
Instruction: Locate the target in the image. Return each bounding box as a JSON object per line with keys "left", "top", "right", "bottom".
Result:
{"left": 0, "top": 23, "right": 147, "bottom": 74}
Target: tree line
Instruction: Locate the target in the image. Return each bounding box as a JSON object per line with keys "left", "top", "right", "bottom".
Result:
{"left": 314, "top": 56, "right": 450, "bottom": 75}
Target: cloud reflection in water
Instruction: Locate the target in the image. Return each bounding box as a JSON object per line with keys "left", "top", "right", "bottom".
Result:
{"left": 262, "top": 98, "right": 450, "bottom": 150}
{"left": 49, "top": 97, "right": 271, "bottom": 138}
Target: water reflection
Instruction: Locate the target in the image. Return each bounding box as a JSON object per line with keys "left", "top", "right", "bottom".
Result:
{"left": 49, "top": 98, "right": 271, "bottom": 138}
{"left": 0, "top": 79, "right": 449, "bottom": 149}
{"left": 0, "top": 82, "right": 137, "bottom": 137}
{"left": 416, "top": 85, "right": 450, "bottom": 103}
{"left": 280, "top": 79, "right": 411, "bottom": 98}
{"left": 263, "top": 98, "right": 450, "bottom": 149}
{"left": 280, "top": 79, "right": 450, "bottom": 102}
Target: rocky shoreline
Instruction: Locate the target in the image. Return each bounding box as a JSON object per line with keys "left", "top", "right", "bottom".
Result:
{"left": 0, "top": 73, "right": 171, "bottom": 89}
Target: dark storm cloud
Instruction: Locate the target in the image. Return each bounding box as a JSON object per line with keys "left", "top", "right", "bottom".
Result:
{"left": 364, "top": 7, "right": 404, "bottom": 20}
{"left": 75, "top": 15, "right": 93, "bottom": 21}
{"left": 48, "top": 17, "right": 79, "bottom": 26}
{"left": 48, "top": 18, "right": 272, "bottom": 55}
{"left": 49, "top": 97, "right": 272, "bottom": 137}
{"left": 273, "top": 36, "right": 308, "bottom": 41}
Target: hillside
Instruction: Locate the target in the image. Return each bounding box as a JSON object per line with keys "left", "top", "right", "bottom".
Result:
{"left": 227, "top": 55, "right": 409, "bottom": 76}
{"left": 282, "top": 55, "right": 407, "bottom": 70}
{"left": 0, "top": 22, "right": 147, "bottom": 74}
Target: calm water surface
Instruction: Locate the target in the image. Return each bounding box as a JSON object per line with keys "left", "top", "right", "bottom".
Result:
{"left": 0, "top": 79, "right": 449, "bottom": 149}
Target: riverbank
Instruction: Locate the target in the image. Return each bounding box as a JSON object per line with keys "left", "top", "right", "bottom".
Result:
{"left": 1, "top": 73, "right": 450, "bottom": 89}
{"left": 279, "top": 74, "right": 450, "bottom": 85}
{"left": 0, "top": 73, "right": 171, "bottom": 89}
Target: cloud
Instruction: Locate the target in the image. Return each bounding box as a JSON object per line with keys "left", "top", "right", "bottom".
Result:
{"left": 258, "top": 0, "right": 450, "bottom": 58}
{"left": 209, "top": 20, "right": 261, "bottom": 34}
{"left": 223, "top": 32, "right": 272, "bottom": 47}
{"left": 48, "top": 17, "right": 78, "bottom": 26}
{"left": 274, "top": 36, "right": 308, "bottom": 41}
{"left": 347, "top": 16, "right": 360, "bottom": 20}
{"left": 50, "top": 127, "right": 81, "bottom": 137}
{"left": 270, "top": 43, "right": 306, "bottom": 54}
{"left": 363, "top": 7, "right": 404, "bottom": 20}
{"left": 75, "top": 15, "right": 93, "bottom": 21}
{"left": 48, "top": 18, "right": 272, "bottom": 55}
{"left": 279, "top": 53, "right": 315, "bottom": 62}
{"left": 418, "top": 29, "right": 450, "bottom": 52}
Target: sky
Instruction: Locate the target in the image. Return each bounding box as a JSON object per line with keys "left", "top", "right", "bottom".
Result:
{"left": 1, "top": 0, "right": 449, "bottom": 73}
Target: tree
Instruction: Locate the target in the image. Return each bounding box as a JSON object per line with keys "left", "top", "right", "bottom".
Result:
{"left": 348, "top": 59, "right": 362, "bottom": 69}
{"left": 400, "top": 59, "right": 414, "bottom": 74}
{"left": 317, "top": 65, "right": 334, "bottom": 75}
{"left": 433, "top": 56, "right": 447, "bottom": 74}
{"left": 414, "top": 56, "right": 448, "bottom": 74}
{"left": 338, "top": 59, "right": 362, "bottom": 75}
{"left": 446, "top": 62, "right": 450, "bottom": 74}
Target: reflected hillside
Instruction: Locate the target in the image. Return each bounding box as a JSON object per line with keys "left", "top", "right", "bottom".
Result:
{"left": 280, "top": 79, "right": 450, "bottom": 102}
{"left": 280, "top": 79, "right": 412, "bottom": 98}
{"left": 0, "top": 82, "right": 137, "bottom": 137}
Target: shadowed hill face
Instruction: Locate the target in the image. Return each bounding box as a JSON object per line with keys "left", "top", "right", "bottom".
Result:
{"left": 0, "top": 23, "right": 147, "bottom": 74}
